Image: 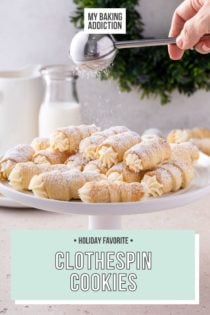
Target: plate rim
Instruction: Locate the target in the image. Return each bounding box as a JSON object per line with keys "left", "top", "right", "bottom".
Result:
{"left": 0, "top": 181, "right": 210, "bottom": 215}
{"left": 0, "top": 194, "right": 30, "bottom": 208}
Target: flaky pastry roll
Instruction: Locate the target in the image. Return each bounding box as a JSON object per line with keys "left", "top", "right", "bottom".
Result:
{"left": 65, "top": 153, "right": 86, "bottom": 171}
{"left": 170, "top": 142, "right": 199, "bottom": 163}
{"left": 124, "top": 137, "right": 171, "bottom": 172}
{"left": 0, "top": 144, "right": 34, "bottom": 180}
{"left": 79, "top": 126, "right": 129, "bottom": 161}
{"left": 9, "top": 162, "right": 70, "bottom": 190}
{"left": 142, "top": 159, "right": 194, "bottom": 197}
{"left": 142, "top": 128, "right": 163, "bottom": 139}
{"left": 33, "top": 149, "right": 68, "bottom": 165}
{"left": 79, "top": 180, "right": 145, "bottom": 203}
{"left": 190, "top": 138, "right": 210, "bottom": 156}
{"left": 29, "top": 170, "right": 105, "bottom": 201}
{"left": 31, "top": 137, "right": 50, "bottom": 152}
{"left": 83, "top": 160, "right": 108, "bottom": 174}
{"left": 106, "top": 163, "right": 143, "bottom": 183}
{"left": 167, "top": 128, "right": 210, "bottom": 143}
{"left": 50, "top": 124, "right": 99, "bottom": 154}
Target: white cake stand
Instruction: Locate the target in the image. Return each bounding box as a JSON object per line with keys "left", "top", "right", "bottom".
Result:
{"left": 0, "top": 153, "right": 210, "bottom": 229}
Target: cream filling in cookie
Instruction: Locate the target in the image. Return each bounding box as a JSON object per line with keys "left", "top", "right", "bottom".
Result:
{"left": 8, "top": 170, "right": 24, "bottom": 190}
{"left": 51, "top": 132, "right": 69, "bottom": 152}
{"left": 31, "top": 137, "right": 50, "bottom": 152}
{"left": 98, "top": 146, "right": 118, "bottom": 168}
{"left": 142, "top": 175, "right": 163, "bottom": 197}
{"left": 29, "top": 175, "right": 48, "bottom": 198}
{"left": 85, "top": 146, "right": 97, "bottom": 161}
{"left": 125, "top": 153, "right": 143, "bottom": 172}
{"left": 0, "top": 160, "right": 16, "bottom": 179}
{"left": 78, "top": 185, "right": 92, "bottom": 203}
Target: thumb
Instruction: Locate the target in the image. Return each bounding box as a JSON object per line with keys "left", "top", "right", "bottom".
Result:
{"left": 176, "top": 3, "right": 210, "bottom": 50}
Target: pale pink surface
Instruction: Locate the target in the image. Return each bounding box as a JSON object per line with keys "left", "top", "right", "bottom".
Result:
{"left": 0, "top": 196, "right": 210, "bottom": 314}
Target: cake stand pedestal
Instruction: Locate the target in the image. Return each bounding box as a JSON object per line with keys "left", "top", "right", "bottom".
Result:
{"left": 88, "top": 214, "right": 122, "bottom": 229}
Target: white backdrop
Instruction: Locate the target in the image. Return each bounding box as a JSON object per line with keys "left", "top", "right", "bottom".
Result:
{"left": 0, "top": 0, "right": 209, "bottom": 133}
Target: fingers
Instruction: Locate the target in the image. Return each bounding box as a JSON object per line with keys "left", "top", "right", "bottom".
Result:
{"left": 168, "top": 12, "right": 185, "bottom": 60}
{"left": 168, "top": 0, "right": 199, "bottom": 60}
{"left": 168, "top": 45, "right": 184, "bottom": 60}
{"left": 176, "top": 2, "right": 210, "bottom": 51}
{"left": 168, "top": 0, "right": 206, "bottom": 60}
{"left": 195, "top": 37, "right": 210, "bottom": 53}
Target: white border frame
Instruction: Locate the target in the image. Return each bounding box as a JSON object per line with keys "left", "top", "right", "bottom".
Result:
{"left": 15, "top": 235, "right": 199, "bottom": 305}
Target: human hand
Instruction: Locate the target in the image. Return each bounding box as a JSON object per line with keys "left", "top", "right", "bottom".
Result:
{"left": 168, "top": 0, "right": 210, "bottom": 59}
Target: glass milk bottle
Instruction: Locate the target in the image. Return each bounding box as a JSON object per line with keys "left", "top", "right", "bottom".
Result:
{"left": 39, "top": 65, "right": 82, "bottom": 137}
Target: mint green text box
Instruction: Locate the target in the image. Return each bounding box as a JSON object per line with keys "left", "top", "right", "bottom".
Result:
{"left": 11, "top": 230, "right": 197, "bottom": 301}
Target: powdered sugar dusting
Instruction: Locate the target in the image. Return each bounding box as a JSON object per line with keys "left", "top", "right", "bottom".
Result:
{"left": 1, "top": 144, "right": 34, "bottom": 163}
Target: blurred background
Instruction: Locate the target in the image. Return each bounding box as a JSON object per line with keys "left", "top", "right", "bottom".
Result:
{"left": 0, "top": 0, "right": 209, "bottom": 133}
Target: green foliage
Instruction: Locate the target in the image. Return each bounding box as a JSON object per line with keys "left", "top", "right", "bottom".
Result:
{"left": 71, "top": 0, "right": 210, "bottom": 104}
